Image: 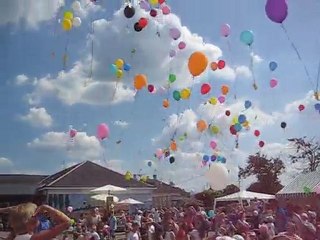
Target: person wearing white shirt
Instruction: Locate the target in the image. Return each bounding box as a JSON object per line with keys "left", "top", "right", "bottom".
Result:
{"left": 127, "top": 222, "right": 141, "bottom": 240}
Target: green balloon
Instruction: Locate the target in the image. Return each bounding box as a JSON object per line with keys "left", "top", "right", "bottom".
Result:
{"left": 169, "top": 73, "right": 176, "bottom": 83}
{"left": 173, "top": 90, "right": 181, "bottom": 101}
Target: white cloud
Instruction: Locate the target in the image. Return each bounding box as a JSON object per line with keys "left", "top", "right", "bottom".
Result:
{"left": 20, "top": 107, "right": 53, "bottom": 128}
{"left": 235, "top": 66, "right": 252, "bottom": 79}
{"left": 251, "top": 52, "right": 263, "bottom": 64}
{"left": 113, "top": 120, "right": 130, "bottom": 128}
{"left": 0, "top": 157, "right": 13, "bottom": 167}
{"left": 15, "top": 74, "right": 30, "bottom": 86}
{"left": 28, "top": 131, "right": 103, "bottom": 161}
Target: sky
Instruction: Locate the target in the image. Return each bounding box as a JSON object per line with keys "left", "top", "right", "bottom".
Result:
{"left": 0, "top": 0, "right": 320, "bottom": 192}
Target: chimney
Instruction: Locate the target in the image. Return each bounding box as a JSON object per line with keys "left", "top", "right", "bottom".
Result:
{"left": 153, "top": 174, "right": 157, "bottom": 180}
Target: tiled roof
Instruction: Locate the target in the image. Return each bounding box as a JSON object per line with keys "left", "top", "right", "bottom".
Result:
{"left": 147, "top": 179, "right": 189, "bottom": 196}
{"left": 277, "top": 171, "right": 320, "bottom": 195}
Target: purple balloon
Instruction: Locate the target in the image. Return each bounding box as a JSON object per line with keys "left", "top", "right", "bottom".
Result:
{"left": 265, "top": 0, "right": 288, "bottom": 24}
{"left": 169, "top": 49, "right": 176, "bottom": 58}
{"left": 140, "top": 1, "right": 151, "bottom": 11}
{"left": 169, "top": 27, "right": 181, "bottom": 40}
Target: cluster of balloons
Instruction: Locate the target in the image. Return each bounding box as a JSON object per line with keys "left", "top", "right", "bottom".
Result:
{"left": 61, "top": 2, "right": 82, "bottom": 31}
{"left": 110, "top": 58, "right": 131, "bottom": 79}
{"left": 154, "top": 148, "right": 175, "bottom": 164}
{"left": 211, "top": 60, "right": 226, "bottom": 71}
{"left": 229, "top": 113, "right": 250, "bottom": 136}
{"left": 140, "top": 0, "right": 171, "bottom": 16}
{"left": 202, "top": 154, "right": 226, "bottom": 165}
{"left": 124, "top": 171, "right": 149, "bottom": 183}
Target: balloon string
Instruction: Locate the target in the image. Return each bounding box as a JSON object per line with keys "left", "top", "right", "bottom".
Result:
{"left": 87, "top": 20, "right": 95, "bottom": 86}
{"left": 281, "top": 24, "right": 315, "bottom": 89}
{"left": 315, "top": 58, "right": 320, "bottom": 100}
{"left": 249, "top": 46, "right": 257, "bottom": 90}
{"left": 63, "top": 33, "right": 70, "bottom": 71}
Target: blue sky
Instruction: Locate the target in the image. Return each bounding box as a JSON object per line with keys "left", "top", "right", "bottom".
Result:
{"left": 0, "top": 0, "right": 320, "bottom": 191}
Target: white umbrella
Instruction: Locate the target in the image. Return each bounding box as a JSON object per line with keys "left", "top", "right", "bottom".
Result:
{"left": 91, "top": 184, "right": 127, "bottom": 194}
{"left": 117, "top": 198, "right": 144, "bottom": 205}
{"left": 91, "top": 194, "right": 119, "bottom": 203}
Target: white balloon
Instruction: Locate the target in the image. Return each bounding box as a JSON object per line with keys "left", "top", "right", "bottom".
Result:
{"left": 71, "top": 1, "right": 81, "bottom": 11}
{"left": 73, "top": 17, "right": 82, "bottom": 27}
{"left": 205, "top": 163, "right": 229, "bottom": 190}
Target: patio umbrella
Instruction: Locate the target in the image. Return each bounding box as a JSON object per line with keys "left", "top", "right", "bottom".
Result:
{"left": 117, "top": 198, "right": 144, "bottom": 205}
{"left": 91, "top": 184, "right": 127, "bottom": 194}
{"left": 91, "top": 194, "right": 119, "bottom": 203}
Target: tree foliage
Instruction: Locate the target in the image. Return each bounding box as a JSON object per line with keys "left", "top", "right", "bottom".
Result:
{"left": 288, "top": 137, "right": 320, "bottom": 172}
{"left": 239, "top": 153, "right": 285, "bottom": 194}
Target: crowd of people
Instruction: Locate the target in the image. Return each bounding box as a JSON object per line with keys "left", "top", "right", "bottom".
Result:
{"left": 0, "top": 199, "right": 319, "bottom": 240}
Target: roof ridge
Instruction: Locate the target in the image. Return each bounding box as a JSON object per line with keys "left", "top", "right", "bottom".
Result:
{"left": 46, "top": 161, "right": 87, "bottom": 187}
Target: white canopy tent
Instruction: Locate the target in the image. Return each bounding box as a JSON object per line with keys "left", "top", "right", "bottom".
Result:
{"left": 117, "top": 198, "right": 144, "bottom": 205}
{"left": 213, "top": 190, "right": 275, "bottom": 209}
{"left": 91, "top": 194, "right": 119, "bottom": 203}
{"left": 90, "top": 184, "right": 127, "bottom": 194}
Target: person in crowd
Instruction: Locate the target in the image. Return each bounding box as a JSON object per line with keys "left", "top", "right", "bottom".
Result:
{"left": 135, "top": 211, "right": 143, "bottom": 227}
{"left": 278, "top": 221, "right": 302, "bottom": 240}
{"left": 108, "top": 211, "right": 117, "bottom": 239}
{"left": 300, "top": 212, "right": 316, "bottom": 240}
{"left": 146, "top": 218, "right": 155, "bottom": 240}
{"left": 89, "top": 225, "right": 100, "bottom": 240}
{"left": 127, "top": 222, "right": 141, "bottom": 240}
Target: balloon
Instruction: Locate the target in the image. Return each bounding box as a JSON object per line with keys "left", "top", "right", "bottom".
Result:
{"left": 281, "top": 122, "right": 287, "bottom": 129}
{"left": 163, "top": 99, "right": 169, "bottom": 108}
{"left": 265, "top": 0, "right": 288, "bottom": 24}
{"left": 220, "top": 23, "right": 231, "bottom": 37}
{"left": 203, "top": 155, "right": 210, "bottom": 162}
{"left": 234, "top": 123, "right": 242, "bottom": 132}
{"left": 156, "top": 149, "right": 163, "bottom": 159}
{"left": 125, "top": 171, "right": 133, "bottom": 180}
{"left": 232, "top": 117, "right": 238, "bottom": 124}
{"left": 218, "top": 96, "right": 225, "bottom": 103}
{"left": 211, "top": 62, "right": 218, "bottom": 71}
{"left": 243, "top": 121, "right": 250, "bottom": 128}
{"left": 69, "top": 129, "right": 77, "bottom": 138}
{"left": 225, "top": 110, "right": 231, "bottom": 116}
{"left": 210, "top": 140, "right": 217, "bottom": 150}
{"left": 97, "top": 123, "right": 110, "bottom": 140}
{"left": 173, "top": 90, "right": 181, "bottom": 101}
{"left": 314, "top": 103, "right": 320, "bottom": 110}
{"left": 229, "top": 125, "right": 237, "bottom": 135}
{"left": 161, "top": 5, "right": 171, "bottom": 15}
{"left": 205, "top": 163, "right": 229, "bottom": 190}
{"left": 110, "top": 64, "right": 118, "bottom": 74}
{"left": 62, "top": 19, "right": 72, "bottom": 31}
{"left": 170, "top": 141, "right": 177, "bottom": 151}
{"left": 269, "top": 61, "right": 278, "bottom": 71}
{"left": 244, "top": 100, "right": 252, "bottom": 109}
{"left": 64, "top": 11, "right": 74, "bottom": 20}
{"left": 115, "top": 59, "right": 124, "bottom": 69}
{"left": 188, "top": 52, "right": 208, "bottom": 77}
{"left": 178, "top": 41, "right": 186, "bottom": 50}
{"left": 211, "top": 155, "right": 217, "bottom": 162}
{"left": 150, "top": 9, "right": 157, "bottom": 17}
{"left": 270, "top": 79, "right": 278, "bottom": 88}
{"left": 169, "top": 156, "right": 175, "bottom": 164}
{"left": 238, "top": 114, "right": 247, "bottom": 124}
{"left": 67, "top": 206, "right": 73, "bottom": 213}
{"left": 134, "top": 22, "right": 143, "bottom": 32}
{"left": 221, "top": 85, "right": 229, "bottom": 95}
{"left": 254, "top": 130, "right": 260, "bottom": 137}
{"left": 209, "top": 97, "right": 217, "bottom": 105}
{"left": 124, "top": 5, "right": 135, "bottom": 18}
{"left": 201, "top": 83, "right": 211, "bottom": 95}
{"left": 210, "top": 125, "right": 220, "bottom": 134}
{"left": 149, "top": 0, "right": 158, "bottom": 5}
{"left": 71, "top": 1, "right": 81, "bottom": 11}
{"left": 180, "top": 88, "right": 191, "bottom": 100}
{"left": 116, "top": 69, "right": 123, "bottom": 79}
{"left": 147, "top": 161, "right": 152, "bottom": 167}
{"left": 159, "top": 0, "right": 165, "bottom": 4}
{"left": 123, "top": 63, "right": 131, "bottom": 71}
{"left": 169, "top": 50, "right": 176, "bottom": 58}
{"left": 140, "top": 1, "right": 151, "bottom": 11}
{"left": 138, "top": 18, "right": 148, "bottom": 28}
{"left": 240, "top": 30, "right": 254, "bottom": 46}
{"left": 259, "top": 141, "right": 265, "bottom": 148}
{"left": 197, "top": 120, "right": 207, "bottom": 132}
{"left": 218, "top": 60, "right": 226, "bottom": 69}
{"left": 168, "top": 74, "right": 176, "bottom": 83}
{"left": 73, "top": 17, "right": 81, "bottom": 27}
{"left": 148, "top": 84, "right": 155, "bottom": 93}
{"left": 298, "top": 104, "right": 305, "bottom": 111}
{"left": 134, "top": 74, "right": 147, "bottom": 90}
{"left": 169, "top": 28, "right": 181, "bottom": 40}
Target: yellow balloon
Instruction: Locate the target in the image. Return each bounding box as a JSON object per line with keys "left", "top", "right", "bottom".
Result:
{"left": 115, "top": 59, "right": 124, "bottom": 69}
{"left": 116, "top": 69, "right": 123, "bottom": 79}
{"left": 62, "top": 19, "right": 73, "bottom": 31}
{"left": 242, "top": 121, "right": 250, "bottom": 127}
{"left": 210, "top": 125, "right": 220, "bottom": 134}
{"left": 180, "top": 88, "right": 191, "bottom": 99}
{"left": 209, "top": 97, "right": 217, "bottom": 105}
{"left": 149, "top": 0, "right": 159, "bottom": 5}
{"left": 64, "top": 11, "right": 74, "bottom": 20}
{"left": 232, "top": 116, "right": 238, "bottom": 124}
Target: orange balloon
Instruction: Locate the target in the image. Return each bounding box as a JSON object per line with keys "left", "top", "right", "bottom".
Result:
{"left": 221, "top": 85, "right": 229, "bottom": 95}
{"left": 211, "top": 62, "right": 218, "bottom": 71}
{"left": 163, "top": 99, "right": 170, "bottom": 108}
{"left": 170, "top": 140, "right": 177, "bottom": 151}
{"left": 188, "top": 51, "right": 208, "bottom": 77}
{"left": 197, "top": 119, "right": 207, "bottom": 132}
{"left": 134, "top": 74, "right": 147, "bottom": 90}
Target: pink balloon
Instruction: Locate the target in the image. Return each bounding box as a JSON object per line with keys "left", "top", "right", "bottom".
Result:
{"left": 169, "top": 27, "right": 181, "bottom": 40}
{"left": 178, "top": 41, "right": 186, "bottom": 50}
{"left": 210, "top": 140, "right": 217, "bottom": 150}
{"left": 69, "top": 129, "right": 77, "bottom": 138}
{"left": 270, "top": 79, "right": 278, "bottom": 88}
{"left": 220, "top": 23, "right": 231, "bottom": 37}
{"left": 97, "top": 123, "right": 110, "bottom": 140}
{"left": 161, "top": 5, "right": 171, "bottom": 15}
{"left": 218, "top": 96, "right": 226, "bottom": 103}
{"left": 156, "top": 148, "right": 163, "bottom": 159}
{"left": 67, "top": 206, "right": 73, "bottom": 213}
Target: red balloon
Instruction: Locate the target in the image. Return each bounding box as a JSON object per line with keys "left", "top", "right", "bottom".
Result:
{"left": 159, "top": 0, "right": 165, "bottom": 4}
{"left": 225, "top": 110, "right": 231, "bottom": 116}
{"left": 259, "top": 141, "right": 265, "bottom": 148}
{"left": 254, "top": 130, "right": 260, "bottom": 137}
{"left": 298, "top": 104, "right": 305, "bottom": 112}
{"left": 218, "top": 60, "right": 226, "bottom": 69}
{"left": 148, "top": 84, "right": 155, "bottom": 93}
{"left": 138, "top": 18, "right": 148, "bottom": 28}
{"left": 200, "top": 83, "right": 211, "bottom": 95}
{"left": 230, "top": 125, "right": 237, "bottom": 135}
{"left": 150, "top": 9, "right": 157, "bottom": 17}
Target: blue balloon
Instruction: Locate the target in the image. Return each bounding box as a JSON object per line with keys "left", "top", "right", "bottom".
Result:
{"left": 203, "top": 155, "right": 210, "bottom": 162}
{"left": 221, "top": 157, "right": 226, "bottom": 164}
{"left": 208, "top": 210, "right": 215, "bottom": 218}
{"left": 217, "top": 156, "right": 223, "bottom": 162}
{"left": 147, "top": 161, "right": 152, "bottom": 167}
{"left": 110, "top": 64, "right": 118, "bottom": 74}
{"left": 244, "top": 100, "right": 252, "bottom": 109}
{"left": 238, "top": 114, "right": 247, "bottom": 124}
{"left": 315, "top": 103, "right": 320, "bottom": 111}
{"left": 240, "top": 30, "right": 254, "bottom": 46}
{"left": 269, "top": 61, "right": 278, "bottom": 71}
{"left": 211, "top": 155, "right": 216, "bottom": 162}
{"left": 235, "top": 123, "right": 242, "bottom": 132}
{"left": 123, "top": 63, "right": 131, "bottom": 71}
